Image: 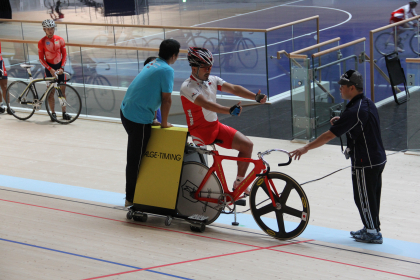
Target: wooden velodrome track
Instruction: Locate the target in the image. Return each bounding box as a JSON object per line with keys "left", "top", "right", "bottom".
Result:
{"left": 0, "top": 113, "right": 419, "bottom": 279}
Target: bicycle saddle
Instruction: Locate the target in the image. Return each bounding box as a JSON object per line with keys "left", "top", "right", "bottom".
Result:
{"left": 20, "top": 64, "right": 35, "bottom": 69}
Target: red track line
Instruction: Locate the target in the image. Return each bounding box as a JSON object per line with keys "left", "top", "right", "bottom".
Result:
{"left": 269, "top": 249, "right": 420, "bottom": 279}
{"left": 83, "top": 241, "right": 314, "bottom": 280}
{"left": 0, "top": 198, "right": 296, "bottom": 249}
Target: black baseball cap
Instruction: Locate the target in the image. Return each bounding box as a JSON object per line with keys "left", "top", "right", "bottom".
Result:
{"left": 338, "top": 70, "right": 363, "bottom": 89}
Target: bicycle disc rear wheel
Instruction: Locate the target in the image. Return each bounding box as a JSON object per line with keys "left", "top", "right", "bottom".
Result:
{"left": 6, "top": 81, "right": 36, "bottom": 120}
{"left": 45, "top": 83, "right": 82, "bottom": 124}
{"left": 177, "top": 162, "right": 223, "bottom": 225}
{"left": 250, "top": 172, "right": 309, "bottom": 240}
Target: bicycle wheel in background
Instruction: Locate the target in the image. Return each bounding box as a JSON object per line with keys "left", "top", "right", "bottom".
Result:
{"left": 374, "top": 32, "right": 395, "bottom": 56}
{"left": 237, "top": 38, "right": 258, "bottom": 69}
{"left": 409, "top": 33, "right": 420, "bottom": 55}
{"left": 45, "top": 83, "right": 82, "bottom": 124}
{"left": 91, "top": 75, "right": 115, "bottom": 112}
{"left": 249, "top": 172, "right": 310, "bottom": 240}
{"left": 6, "top": 81, "right": 36, "bottom": 120}
{"left": 177, "top": 162, "right": 223, "bottom": 225}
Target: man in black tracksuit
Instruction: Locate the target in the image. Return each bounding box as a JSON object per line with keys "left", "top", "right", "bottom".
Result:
{"left": 290, "top": 70, "right": 386, "bottom": 244}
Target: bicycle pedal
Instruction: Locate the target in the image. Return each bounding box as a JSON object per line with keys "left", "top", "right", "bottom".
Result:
{"left": 234, "top": 199, "right": 246, "bottom": 206}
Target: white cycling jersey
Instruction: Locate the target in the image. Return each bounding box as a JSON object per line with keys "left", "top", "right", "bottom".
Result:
{"left": 180, "top": 75, "right": 225, "bottom": 130}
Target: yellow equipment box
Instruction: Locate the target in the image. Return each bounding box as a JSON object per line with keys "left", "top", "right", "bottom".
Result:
{"left": 133, "top": 126, "right": 189, "bottom": 212}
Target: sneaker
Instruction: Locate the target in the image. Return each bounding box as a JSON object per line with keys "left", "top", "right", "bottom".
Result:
{"left": 350, "top": 227, "right": 366, "bottom": 237}
{"left": 125, "top": 200, "right": 133, "bottom": 207}
{"left": 0, "top": 106, "right": 5, "bottom": 114}
{"left": 233, "top": 180, "right": 250, "bottom": 196}
{"left": 7, "top": 107, "right": 14, "bottom": 115}
{"left": 353, "top": 231, "right": 383, "bottom": 244}
{"left": 62, "top": 112, "right": 71, "bottom": 121}
{"left": 50, "top": 112, "right": 57, "bottom": 122}
{"left": 397, "top": 47, "right": 405, "bottom": 53}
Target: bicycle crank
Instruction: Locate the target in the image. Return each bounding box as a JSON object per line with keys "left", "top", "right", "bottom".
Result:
{"left": 217, "top": 193, "right": 235, "bottom": 214}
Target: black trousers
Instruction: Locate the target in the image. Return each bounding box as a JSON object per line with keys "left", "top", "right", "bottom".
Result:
{"left": 120, "top": 110, "right": 151, "bottom": 203}
{"left": 352, "top": 164, "right": 385, "bottom": 231}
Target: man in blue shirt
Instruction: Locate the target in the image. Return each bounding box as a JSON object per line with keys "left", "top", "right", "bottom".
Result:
{"left": 120, "top": 39, "right": 180, "bottom": 207}
{"left": 290, "top": 70, "right": 386, "bottom": 244}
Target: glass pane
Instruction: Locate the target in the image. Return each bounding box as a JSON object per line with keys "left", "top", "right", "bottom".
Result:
{"left": 290, "top": 56, "right": 313, "bottom": 140}
{"left": 1, "top": 41, "right": 28, "bottom": 80}
{"left": 0, "top": 22, "right": 24, "bottom": 40}
{"left": 81, "top": 46, "right": 120, "bottom": 118}
{"left": 267, "top": 26, "right": 293, "bottom": 99}
{"left": 292, "top": 20, "right": 319, "bottom": 52}
{"left": 312, "top": 41, "right": 366, "bottom": 138}
{"left": 407, "top": 62, "right": 420, "bottom": 150}
{"left": 218, "top": 30, "right": 266, "bottom": 96}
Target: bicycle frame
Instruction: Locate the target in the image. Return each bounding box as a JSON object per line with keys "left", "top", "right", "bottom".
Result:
{"left": 192, "top": 150, "right": 278, "bottom": 207}
{"left": 18, "top": 67, "right": 64, "bottom": 106}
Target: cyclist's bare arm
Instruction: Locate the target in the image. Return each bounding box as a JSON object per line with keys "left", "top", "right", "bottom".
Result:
{"left": 194, "top": 94, "right": 230, "bottom": 114}
{"left": 221, "top": 82, "right": 267, "bottom": 104}
{"left": 161, "top": 92, "right": 173, "bottom": 128}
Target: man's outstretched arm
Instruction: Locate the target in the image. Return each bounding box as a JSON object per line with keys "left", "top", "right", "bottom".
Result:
{"left": 221, "top": 82, "right": 267, "bottom": 103}
{"left": 290, "top": 130, "right": 336, "bottom": 160}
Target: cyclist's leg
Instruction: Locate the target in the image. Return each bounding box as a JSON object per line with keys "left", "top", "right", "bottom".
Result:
{"left": 215, "top": 122, "right": 253, "bottom": 177}
{"left": 231, "top": 131, "right": 253, "bottom": 177}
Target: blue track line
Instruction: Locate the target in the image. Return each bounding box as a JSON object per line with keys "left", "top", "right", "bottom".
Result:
{"left": 0, "top": 238, "right": 193, "bottom": 280}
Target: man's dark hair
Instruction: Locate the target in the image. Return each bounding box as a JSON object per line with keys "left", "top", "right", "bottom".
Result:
{"left": 144, "top": 56, "right": 157, "bottom": 66}
{"left": 158, "top": 39, "right": 180, "bottom": 61}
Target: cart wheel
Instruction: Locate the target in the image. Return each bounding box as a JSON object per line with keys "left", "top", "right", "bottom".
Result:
{"left": 133, "top": 214, "right": 148, "bottom": 222}
{"left": 190, "top": 224, "right": 205, "bottom": 233}
{"left": 126, "top": 211, "right": 133, "bottom": 220}
{"left": 165, "top": 216, "right": 172, "bottom": 226}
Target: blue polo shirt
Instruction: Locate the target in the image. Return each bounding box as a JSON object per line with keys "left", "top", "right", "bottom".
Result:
{"left": 329, "top": 94, "right": 386, "bottom": 168}
{"left": 120, "top": 57, "right": 174, "bottom": 124}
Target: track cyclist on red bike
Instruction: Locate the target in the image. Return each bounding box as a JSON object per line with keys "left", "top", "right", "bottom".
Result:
{"left": 390, "top": 0, "right": 419, "bottom": 52}
{"left": 180, "top": 47, "right": 267, "bottom": 196}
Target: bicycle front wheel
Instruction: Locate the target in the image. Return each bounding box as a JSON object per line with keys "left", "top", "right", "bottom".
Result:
{"left": 6, "top": 81, "right": 36, "bottom": 120}
{"left": 409, "top": 33, "right": 420, "bottom": 55}
{"left": 45, "top": 83, "right": 82, "bottom": 124}
{"left": 250, "top": 172, "right": 310, "bottom": 240}
{"left": 237, "top": 38, "right": 258, "bottom": 69}
{"left": 177, "top": 162, "right": 223, "bottom": 225}
{"left": 374, "top": 32, "right": 395, "bottom": 56}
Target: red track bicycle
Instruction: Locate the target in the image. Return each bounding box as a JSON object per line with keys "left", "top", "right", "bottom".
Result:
{"left": 176, "top": 143, "right": 310, "bottom": 240}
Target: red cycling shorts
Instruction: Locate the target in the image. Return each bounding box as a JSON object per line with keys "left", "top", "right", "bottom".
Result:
{"left": 190, "top": 121, "right": 237, "bottom": 149}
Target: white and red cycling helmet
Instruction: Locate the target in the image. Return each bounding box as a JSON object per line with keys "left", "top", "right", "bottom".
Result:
{"left": 42, "top": 19, "right": 56, "bottom": 28}
{"left": 188, "top": 47, "right": 213, "bottom": 67}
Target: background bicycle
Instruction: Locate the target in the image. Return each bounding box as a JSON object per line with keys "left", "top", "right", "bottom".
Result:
{"left": 375, "top": 26, "right": 420, "bottom": 55}
{"left": 204, "top": 31, "right": 259, "bottom": 69}
{"left": 6, "top": 64, "right": 82, "bottom": 124}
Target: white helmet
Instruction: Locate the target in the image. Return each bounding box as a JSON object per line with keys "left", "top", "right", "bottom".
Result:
{"left": 42, "top": 19, "right": 56, "bottom": 28}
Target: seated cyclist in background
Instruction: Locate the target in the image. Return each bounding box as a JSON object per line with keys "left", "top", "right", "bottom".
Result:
{"left": 390, "top": 0, "right": 419, "bottom": 52}
{"left": 180, "top": 47, "right": 267, "bottom": 195}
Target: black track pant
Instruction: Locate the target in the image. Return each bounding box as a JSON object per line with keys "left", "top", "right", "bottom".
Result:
{"left": 352, "top": 164, "right": 385, "bottom": 231}
{"left": 120, "top": 110, "right": 151, "bottom": 203}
